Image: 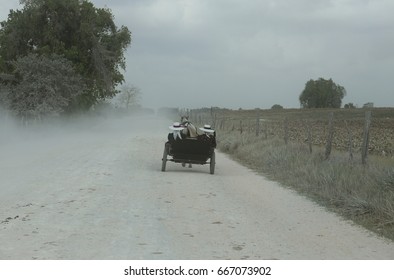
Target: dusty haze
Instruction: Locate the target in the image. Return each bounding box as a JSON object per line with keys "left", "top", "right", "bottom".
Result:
{"left": 1, "top": 112, "right": 393, "bottom": 259}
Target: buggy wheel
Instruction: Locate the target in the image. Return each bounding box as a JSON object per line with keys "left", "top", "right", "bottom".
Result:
{"left": 161, "top": 144, "right": 169, "bottom": 172}
{"left": 210, "top": 151, "right": 215, "bottom": 174}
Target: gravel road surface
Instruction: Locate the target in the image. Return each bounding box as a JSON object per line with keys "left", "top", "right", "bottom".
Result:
{"left": 1, "top": 115, "right": 393, "bottom": 259}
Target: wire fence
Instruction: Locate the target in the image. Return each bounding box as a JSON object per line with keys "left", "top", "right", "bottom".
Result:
{"left": 184, "top": 108, "right": 393, "bottom": 163}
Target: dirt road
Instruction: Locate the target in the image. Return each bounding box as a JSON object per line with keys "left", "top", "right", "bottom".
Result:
{"left": 1, "top": 115, "right": 393, "bottom": 259}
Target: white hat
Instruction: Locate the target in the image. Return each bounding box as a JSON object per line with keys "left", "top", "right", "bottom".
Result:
{"left": 199, "top": 124, "right": 215, "bottom": 133}
{"left": 169, "top": 122, "right": 184, "bottom": 130}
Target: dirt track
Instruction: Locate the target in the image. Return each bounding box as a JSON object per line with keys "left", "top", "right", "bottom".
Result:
{"left": 1, "top": 115, "right": 393, "bottom": 259}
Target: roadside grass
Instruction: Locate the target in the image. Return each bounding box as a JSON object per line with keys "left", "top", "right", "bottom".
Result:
{"left": 217, "top": 130, "right": 394, "bottom": 241}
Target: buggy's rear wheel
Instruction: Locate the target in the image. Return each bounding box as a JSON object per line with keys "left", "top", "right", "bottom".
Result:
{"left": 161, "top": 144, "right": 169, "bottom": 172}
{"left": 210, "top": 151, "right": 215, "bottom": 174}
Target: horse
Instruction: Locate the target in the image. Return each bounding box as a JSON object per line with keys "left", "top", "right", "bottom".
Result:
{"left": 180, "top": 115, "right": 198, "bottom": 137}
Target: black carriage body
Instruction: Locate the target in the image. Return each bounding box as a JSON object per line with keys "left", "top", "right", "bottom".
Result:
{"left": 170, "top": 138, "right": 213, "bottom": 163}
{"left": 161, "top": 138, "right": 216, "bottom": 174}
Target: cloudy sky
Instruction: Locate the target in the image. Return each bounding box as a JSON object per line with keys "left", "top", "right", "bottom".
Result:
{"left": 1, "top": 0, "right": 393, "bottom": 109}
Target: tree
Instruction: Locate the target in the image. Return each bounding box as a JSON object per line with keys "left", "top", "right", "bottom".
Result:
{"left": 6, "top": 53, "right": 85, "bottom": 119}
{"left": 363, "top": 102, "right": 374, "bottom": 108}
{"left": 299, "top": 78, "right": 346, "bottom": 109}
{"left": 0, "top": 0, "right": 131, "bottom": 111}
{"left": 271, "top": 104, "right": 283, "bottom": 110}
{"left": 344, "top": 103, "right": 356, "bottom": 109}
{"left": 117, "top": 84, "right": 141, "bottom": 110}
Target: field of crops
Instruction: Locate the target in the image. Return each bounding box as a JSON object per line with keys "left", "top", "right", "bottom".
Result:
{"left": 190, "top": 107, "right": 394, "bottom": 157}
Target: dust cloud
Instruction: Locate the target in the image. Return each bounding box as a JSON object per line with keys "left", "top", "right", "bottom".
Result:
{"left": 0, "top": 108, "right": 170, "bottom": 183}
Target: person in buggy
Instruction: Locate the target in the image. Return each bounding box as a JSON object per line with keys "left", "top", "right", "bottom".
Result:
{"left": 167, "top": 122, "right": 186, "bottom": 142}
{"left": 197, "top": 124, "right": 216, "bottom": 148}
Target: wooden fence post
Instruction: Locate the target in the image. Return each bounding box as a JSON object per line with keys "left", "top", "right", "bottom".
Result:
{"left": 304, "top": 120, "right": 313, "bottom": 154}
{"left": 210, "top": 107, "right": 217, "bottom": 128}
{"left": 264, "top": 123, "right": 268, "bottom": 139}
{"left": 220, "top": 119, "right": 225, "bottom": 130}
{"left": 361, "top": 111, "right": 371, "bottom": 165}
{"left": 255, "top": 116, "right": 260, "bottom": 137}
{"left": 325, "top": 112, "right": 334, "bottom": 160}
{"left": 345, "top": 120, "right": 353, "bottom": 161}
{"left": 284, "top": 118, "right": 289, "bottom": 145}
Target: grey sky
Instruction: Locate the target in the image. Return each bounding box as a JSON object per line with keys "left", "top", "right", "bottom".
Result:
{"left": 1, "top": 0, "right": 394, "bottom": 109}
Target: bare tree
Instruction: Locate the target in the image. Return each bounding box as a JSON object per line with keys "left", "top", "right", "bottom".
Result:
{"left": 117, "top": 84, "right": 141, "bottom": 110}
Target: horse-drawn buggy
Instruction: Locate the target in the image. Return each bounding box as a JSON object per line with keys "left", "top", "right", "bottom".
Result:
{"left": 161, "top": 121, "right": 216, "bottom": 174}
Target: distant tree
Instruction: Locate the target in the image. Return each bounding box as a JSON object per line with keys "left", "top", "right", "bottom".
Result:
{"left": 0, "top": 0, "right": 131, "bottom": 111}
{"left": 344, "top": 103, "right": 356, "bottom": 109}
{"left": 7, "top": 53, "right": 85, "bottom": 119}
{"left": 363, "top": 102, "right": 374, "bottom": 108}
{"left": 271, "top": 104, "right": 283, "bottom": 110}
{"left": 299, "top": 78, "right": 346, "bottom": 108}
{"left": 117, "top": 84, "right": 141, "bottom": 110}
